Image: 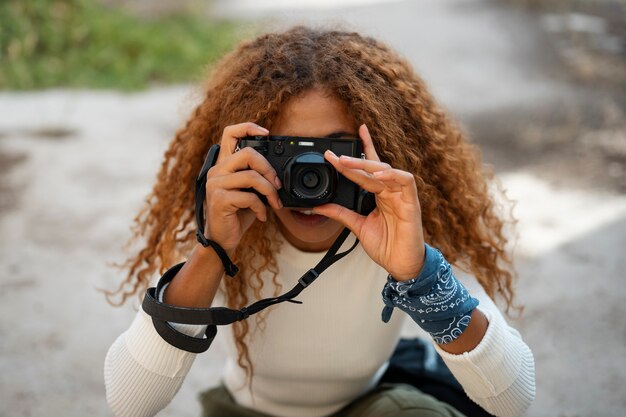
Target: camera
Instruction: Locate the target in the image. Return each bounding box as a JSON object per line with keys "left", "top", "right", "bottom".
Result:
{"left": 238, "top": 135, "right": 374, "bottom": 213}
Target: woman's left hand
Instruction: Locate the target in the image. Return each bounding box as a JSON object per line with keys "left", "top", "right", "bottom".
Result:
{"left": 312, "top": 124, "right": 426, "bottom": 281}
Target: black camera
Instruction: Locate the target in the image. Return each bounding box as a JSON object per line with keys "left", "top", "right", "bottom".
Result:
{"left": 238, "top": 135, "right": 374, "bottom": 213}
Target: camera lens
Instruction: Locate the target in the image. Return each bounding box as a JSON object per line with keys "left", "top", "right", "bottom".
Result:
{"left": 284, "top": 152, "right": 337, "bottom": 203}
{"left": 301, "top": 170, "right": 320, "bottom": 189}
{"left": 293, "top": 166, "right": 329, "bottom": 199}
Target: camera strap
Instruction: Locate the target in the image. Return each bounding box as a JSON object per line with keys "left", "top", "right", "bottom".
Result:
{"left": 193, "top": 144, "right": 241, "bottom": 276}
{"left": 142, "top": 226, "right": 358, "bottom": 352}
{"left": 142, "top": 144, "right": 369, "bottom": 353}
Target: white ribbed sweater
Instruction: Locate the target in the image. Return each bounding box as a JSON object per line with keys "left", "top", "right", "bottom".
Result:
{"left": 105, "top": 239, "right": 535, "bottom": 417}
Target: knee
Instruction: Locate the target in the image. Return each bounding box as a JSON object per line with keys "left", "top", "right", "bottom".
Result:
{"left": 389, "top": 384, "right": 465, "bottom": 417}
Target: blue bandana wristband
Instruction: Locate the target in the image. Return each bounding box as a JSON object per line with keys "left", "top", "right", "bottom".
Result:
{"left": 381, "top": 244, "right": 479, "bottom": 344}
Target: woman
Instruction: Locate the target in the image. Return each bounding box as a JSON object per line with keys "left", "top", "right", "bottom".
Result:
{"left": 105, "top": 26, "right": 535, "bottom": 417}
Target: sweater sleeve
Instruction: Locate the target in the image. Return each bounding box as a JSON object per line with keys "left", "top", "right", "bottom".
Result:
{"left": 104, "top": 309, "right": 206, "bottom": 417}
{"left": 433, "top": 272, "right": 536, "bottom": 417}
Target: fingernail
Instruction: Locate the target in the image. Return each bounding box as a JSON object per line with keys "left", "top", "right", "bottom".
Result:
{"left": 259, "top": 126, "right": 270, "bottom": 133}
{"left": 278, "top": 199, "right": 283, "bottom": 209}
{"left": 274, "top": 176, "right": 282, "bottom": 189}
{"left": 326, "top": 150, "right": 337, "bottom": 158}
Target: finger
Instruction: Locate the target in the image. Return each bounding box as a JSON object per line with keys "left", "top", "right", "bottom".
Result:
{"left": 336, "top": 154, "right": 392, "bottom": 174}
{"left": 372, "top": 168, "right": 416, "bottom": 188}
{"left": 311, "top": 203, "right": 366, "bottom": 237}
{"left": 208, "top": 170, "right": 282, "bottom": 209}
{"left": 325, "top": 150, "right": 386, "bottom": 194}
{"left": 217, "top": 190, "right": 268, "bottom": 222}
{"left": 213, "top": 147, "right": 282, "bottom": 190}
{"left": 359, "top": 124, "right": 381, "bottom": 162}
{"left": 373, "top": 169, "right": 419, "bottom": 200}
{"left": 367, "top": 175, "right": 403, "bottom": 192}
{"left": 218, "top": 122, "right": 269, "bottom": 161}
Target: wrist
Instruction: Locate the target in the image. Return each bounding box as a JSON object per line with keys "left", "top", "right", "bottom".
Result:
{"left": 381, "top": 244, "right": 480, "bottom": 344}
{"left": 389, "top": 263, "right": 423, "bottom": 282}
{"left": 388, "top": 243, "right": 436, "bottom": 282}
{"left": 195, "top": 232, "right": 239, "bottom": 277}
{"left": 193, "top": 242, "right": 224, "bottom": 264}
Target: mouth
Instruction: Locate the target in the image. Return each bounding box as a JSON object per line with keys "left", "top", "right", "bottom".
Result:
{"left": 290, "top": 208, "right": 328, "bottom": 226}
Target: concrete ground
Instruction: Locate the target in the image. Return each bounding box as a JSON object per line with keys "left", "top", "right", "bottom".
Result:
{"left": 1, "top": 1, "right": 625, "bottom": 416}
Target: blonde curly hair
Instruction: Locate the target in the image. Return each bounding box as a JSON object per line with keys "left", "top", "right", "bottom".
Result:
{"left": 106, "top": 25, "right": 517, "bottom": 384}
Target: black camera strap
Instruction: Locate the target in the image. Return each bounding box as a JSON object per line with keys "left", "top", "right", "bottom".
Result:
{"left": 194, "top": 144, "right": 240, "bottom": 277}
{"left": 142, "top": 144, "right": 371, "bottom": 353}
{"left": 142, "top": 226, "right": 358, "bottom": 352}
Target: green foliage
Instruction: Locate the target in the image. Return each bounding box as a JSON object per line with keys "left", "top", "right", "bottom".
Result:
{"left": 0, "top": 0, "right": 240, "bottom": 90}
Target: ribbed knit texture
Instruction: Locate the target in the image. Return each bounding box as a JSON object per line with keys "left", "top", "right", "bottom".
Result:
{"left": 104, "top": 310, "right": 201, "bottom": 417}
{"left": 104, "top": 236, "right": 535, "bottom": 417}
{"left": 435, "top": 310, "right": 536, "bottom": 417}
{"left": 105, "top": 334, "right": 188, "bottom": 417}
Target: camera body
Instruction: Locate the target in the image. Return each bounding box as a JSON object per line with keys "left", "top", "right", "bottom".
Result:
{"left": 238, "top": 135, "right": 367, "bottom": 210}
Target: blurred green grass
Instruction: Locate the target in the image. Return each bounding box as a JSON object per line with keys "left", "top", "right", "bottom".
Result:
{"left": 0, "top": 0, "right": 240, "bottom": 90}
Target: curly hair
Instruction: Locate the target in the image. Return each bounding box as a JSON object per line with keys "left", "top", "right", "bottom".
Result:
{"left": 106, "top": 25, "right": 517, "bottom": 385}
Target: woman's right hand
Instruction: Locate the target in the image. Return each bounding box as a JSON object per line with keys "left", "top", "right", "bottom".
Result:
{"left": 202, "top": 122, "right": 283, "bottom": 253}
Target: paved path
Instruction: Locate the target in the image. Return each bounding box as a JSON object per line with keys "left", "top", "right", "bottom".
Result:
{"left": 1, "top": 1, "right": 625, "bottom": 416}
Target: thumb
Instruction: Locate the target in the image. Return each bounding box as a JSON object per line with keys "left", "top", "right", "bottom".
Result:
{"left": 312, "top": 204, "right": 365, "bottom": 237}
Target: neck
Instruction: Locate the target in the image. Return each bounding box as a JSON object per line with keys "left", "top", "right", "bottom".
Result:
{"left": 276, "top": 221, "right": 343, "bottom": 253}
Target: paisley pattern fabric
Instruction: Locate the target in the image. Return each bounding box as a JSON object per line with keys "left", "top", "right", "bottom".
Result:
{"left": 381, "top": 244, "right": 479, "bottom": 344}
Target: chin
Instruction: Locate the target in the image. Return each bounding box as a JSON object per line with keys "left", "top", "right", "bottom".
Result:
{"left": 272, "top": 208, "right": 343, "bottom": 251}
